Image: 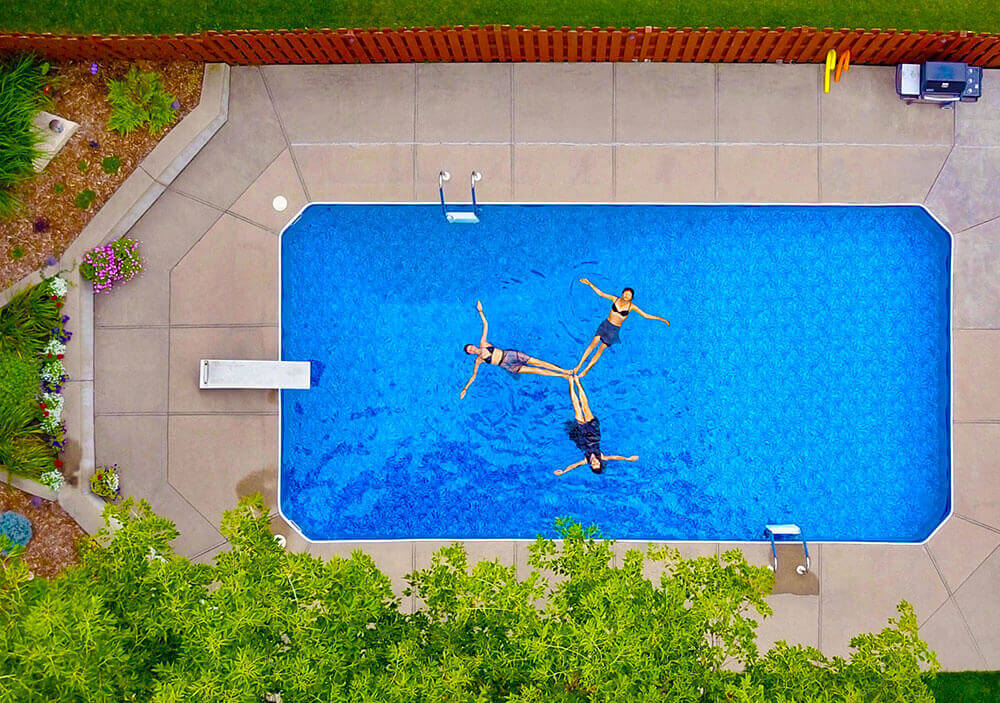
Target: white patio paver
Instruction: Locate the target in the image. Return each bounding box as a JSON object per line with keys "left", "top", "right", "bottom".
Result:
{"left": 92, "top": 64, "right": 1000, "bottom": 669}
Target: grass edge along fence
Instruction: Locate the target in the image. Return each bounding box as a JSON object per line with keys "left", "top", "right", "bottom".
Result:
{"left": 0, "top": 26, "right": 999, "bottom": 67}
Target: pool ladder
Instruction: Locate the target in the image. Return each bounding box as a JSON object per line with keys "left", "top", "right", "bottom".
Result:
{"left": 438, "top": 170, "right": 482, "bottom": 223}
{"left": 765, "top": 524, "right": 811, "bottom": 574}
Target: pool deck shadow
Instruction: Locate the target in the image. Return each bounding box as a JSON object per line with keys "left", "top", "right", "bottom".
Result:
{"left": 93, "top": 63, "right": 1000, "bottom": 669}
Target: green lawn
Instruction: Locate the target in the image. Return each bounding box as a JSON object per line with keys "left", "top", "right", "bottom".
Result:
{"left": 930, "top": 672, "right": 1000, "bottom": 703}
{"left": 0, "top": 0, "right": 998, "bottom": 35}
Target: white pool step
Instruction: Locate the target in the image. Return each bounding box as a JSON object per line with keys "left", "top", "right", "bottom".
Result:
{"left": 445, "top": 211, "right": 479, "bottom": 224}
{"left": 199, "top": 359, "right": 311, "bottom": 389}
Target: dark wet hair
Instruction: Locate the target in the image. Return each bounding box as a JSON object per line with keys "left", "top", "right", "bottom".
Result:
{"left": 464, "top": 344, "right": 476, "bottom": 354}
{"left": 589, "top": 454, "right": 605, "bottom": 474}
{"left": 621, "top": 287, "right": 635, "bottom": 297}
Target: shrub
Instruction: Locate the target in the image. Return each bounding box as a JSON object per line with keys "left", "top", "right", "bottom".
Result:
{"left": 100, "top": 155, "right": 121, "bottom": 174}
{"left": 73, "top": 189, "right": 95, "bottom": 209}
{"left": 0, "top": 353, "right": 40, "bottom": 417}
{"left": 0, "top": 276, "right": 65, "bottom": 354}
{"left": 90, "top": 464, "right": 120, "bottom": 501}
{"left": 0, "top": 54, "right": 52, "bottom": 219}
{"left": 77, "top": 159, "right": 88, "bottom": 174}
{"left": 106, "top": 66, "right": 176, "bottom": 135}
{"left": 0, "top": 502, "right": 940, "bottom": 701}
{"left": 79, "top": 236, "right": 143, "bottom": 294}
{"left": 0, "top": 511, "right": 32, "bottom": 553}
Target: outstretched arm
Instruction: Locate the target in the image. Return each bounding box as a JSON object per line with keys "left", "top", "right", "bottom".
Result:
{"left": 460, "top": 358, "right": 483, "bottom": 399}
{"left": 554, "top": 459, "right": 587, "bottom": 476}
{"left": 477, "top": 300, "right": 489, "bottom": 346}
{"left": 579, "top": 278, "right": 615, "bottom": 301}
{"left": 601, "top": 455, "right": 639, "bottom": 462}
{"left": 630, "top": 303, "right": 670, "bottom": 326}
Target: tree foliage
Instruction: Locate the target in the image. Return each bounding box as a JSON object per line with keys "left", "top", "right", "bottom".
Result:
{"left": 0, "top": 498, "right": 938, "bottom": 702}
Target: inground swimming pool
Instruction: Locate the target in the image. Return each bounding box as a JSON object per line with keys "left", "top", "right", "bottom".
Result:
{"left": 279, "top": 204, "right": 951, "bottom": 543}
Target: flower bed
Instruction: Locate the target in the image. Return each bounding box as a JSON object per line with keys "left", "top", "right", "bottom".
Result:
{"left": 0, "top": 274, "right": 71, "bottom": 487}
{"left": 0, "top": 59, "right": 202, "bottom": 289}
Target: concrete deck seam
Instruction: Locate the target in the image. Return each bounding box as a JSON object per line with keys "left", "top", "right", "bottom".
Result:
{"left": 816, "top": 64, "right": 823, "bottom": 202}
{"left": 189, "top": 538, "right": 231, "bottom": 561}
{"left": 951, "top": 542, "right": 1000, "bottom": 600}
{"left": 166, "top": 170, "right": 284, "bottom": 277}
{"left": 953, "top": 513, "right": 1000, "bottom": 534}
{"left": 923, "top": 543, "right": 953, "bottom": 596}
{"left": 412, "top": 67, "right": 418, "bottom": 202}
{"left": 166, "top": 140, "right": 290, "bottom": 233}
{"left": 954, "top": 419, "right": 1000, "bottom": 424}
{"left": 950, "top": 595, "right": 991, "bottom": 666}
{"left": 258, "top": 66, "right": 313, "bottom": 203}
{"left": 714, "top": 64, "right": 719, "bottom": 201}
{"left": 98, "top": 323, "right": 278, "bottom": 330}
{"left": 954, "top": 212, "right": 1000, "bottom": 234}
{"left": 285, "top": 140, "right": 956, "bottom": 148}
{"left": 165, "top": 412, "right": 279, "bottom": 417}
{"left": 923, "top": 144, "right": 955, "bottom": 203}
{"left": 817, "top": 542, "right": 823, "bottom": 651}
{"left": 508, "top": 64, "right": 517, "bottom": 200}
{"left": 165, "top": 416, "right": 226, "bottom": 532}
{"left": 611, "top": 63, "right": 617, "bottom": 200}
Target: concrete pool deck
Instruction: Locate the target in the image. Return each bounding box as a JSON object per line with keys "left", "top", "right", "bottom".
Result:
{"left": 93, "top": 63, "right": 1000, "bottom": 669}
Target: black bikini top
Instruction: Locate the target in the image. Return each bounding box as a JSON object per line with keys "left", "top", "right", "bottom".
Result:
{"left": 612, "top": 299, "right": 631, "bottom": 317}
{"left": 482, "top": 345, "right": 496, "bottom": 362}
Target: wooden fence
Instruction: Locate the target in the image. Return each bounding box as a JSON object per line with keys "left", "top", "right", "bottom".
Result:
{"left": 2, "top": 26, "right": 999, "bottom": 67}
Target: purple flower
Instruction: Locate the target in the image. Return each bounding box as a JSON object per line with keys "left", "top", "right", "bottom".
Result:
{"left": 34, "top": 218, "right": 50, "bottom": 233}
{"left": 88, "top": 140, "right": 99, "bottom": 149}
{"left": 46, "top": 256, "right": 59, "bottom": 267}
{"left": 90, "top": 62, "right": 98, "bottom": 75}
{"left": 171, "top": 99, "right": 180, "bottom": 110}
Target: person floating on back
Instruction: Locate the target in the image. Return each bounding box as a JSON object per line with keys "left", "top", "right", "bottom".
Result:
{"left": 555, "top": 374, "right": 637, "bottom": 476}
{"left": 460, "top": 300, "right": 572, "bottom": 399}
{"left": 572, "top": 279, "right": 670, "bottom": 377}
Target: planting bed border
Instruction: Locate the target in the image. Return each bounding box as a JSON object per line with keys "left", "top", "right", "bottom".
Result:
{"left": 0, "top": 63, "right": 229, "bottom": 533}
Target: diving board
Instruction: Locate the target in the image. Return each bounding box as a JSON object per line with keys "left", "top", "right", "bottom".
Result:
{"left": 199, "top": 360, "right": 311, "bottom": 389}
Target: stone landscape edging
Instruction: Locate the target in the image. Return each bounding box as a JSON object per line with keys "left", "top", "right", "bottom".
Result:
{"left": 0, "top": 63, "right": 231, "bottom": 534}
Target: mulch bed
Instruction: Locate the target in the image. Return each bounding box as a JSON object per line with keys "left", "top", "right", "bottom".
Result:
{"left": 1, "top": 59, "right": 203, "bottom": 290}
{"left": 0, "top": 482, "right": 86, "bottom": 578}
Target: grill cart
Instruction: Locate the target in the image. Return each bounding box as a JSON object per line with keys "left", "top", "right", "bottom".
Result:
{"left": 896, "top": 61, "right": 983, "bottom": 108}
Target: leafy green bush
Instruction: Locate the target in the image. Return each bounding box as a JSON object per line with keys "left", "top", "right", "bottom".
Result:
{"left": 106, "top": 66, "right": 176, "bottom": 135}
{"left": 73, "top": 189, "right": 95, "bottom": 209}
{"left": 0, "top": 353, "right": 40, "bottom": 418}
{"left": 100, "top": 155, "right": 121, "bottom": 174}
{"left": 0, "top": 54, "right": 52, "bottom": 219}
{"left": 0, "top": 500, "right": 940, "bottom": 701}
{"left": 0, "top": 278, "right": 63, "bottom": 354}
{"left": 0, "top": 511, "right": 32, "bottom": 554}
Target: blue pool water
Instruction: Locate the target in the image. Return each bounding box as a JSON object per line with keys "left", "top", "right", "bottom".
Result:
{"left": 280, "top": 204, "right": 950, "bottom": 543}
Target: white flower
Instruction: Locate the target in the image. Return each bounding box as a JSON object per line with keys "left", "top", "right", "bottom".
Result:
{"left": 40, "top": 359, "right": 67, "bottom": 384}
{"left": 47, "top": 276, "right": 68, "bottom": 298}
{"left": 39, "top": 470, "right": 64, "bottom": 492}
{"left": 106, "top": 471, "right": 120, "bottom": 491}
{"left": 39, "top": 392, "right": 64, "bottom": 434}
{"left": 43, "top": 339, "right": 67, "bottom": 356}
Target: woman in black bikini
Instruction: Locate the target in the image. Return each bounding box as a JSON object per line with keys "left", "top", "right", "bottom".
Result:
{"left": 572, "top": 279, "right": 670, "bottom": 378}
{"left": 460, "top": 300, "right": 572, "bottom": 399}
{"left": 555, "top": 375, "right": 637, "bottom": 475}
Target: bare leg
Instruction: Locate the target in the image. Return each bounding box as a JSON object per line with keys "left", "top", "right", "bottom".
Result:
{"left": 568, "top": 376, "right": 585, "bottom": 423}
{"left": 573, "top": 375, "right": 595, "bottom": 422}
{"left": 517, "top": 366, "right": 570, "bottom": 379}
{"left": 573, "top": 336, "right": 601, "bottom": 373}
{"left": 525, "top": 356, "right": 572, "bottom": 374}
{"left": 578, "top": 343, "right": 608, "bottom": 378}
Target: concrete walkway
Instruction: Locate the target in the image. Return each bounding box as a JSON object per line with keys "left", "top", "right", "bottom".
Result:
{"left": 93, "top": 63, "right": 1000, "bottom": 669}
